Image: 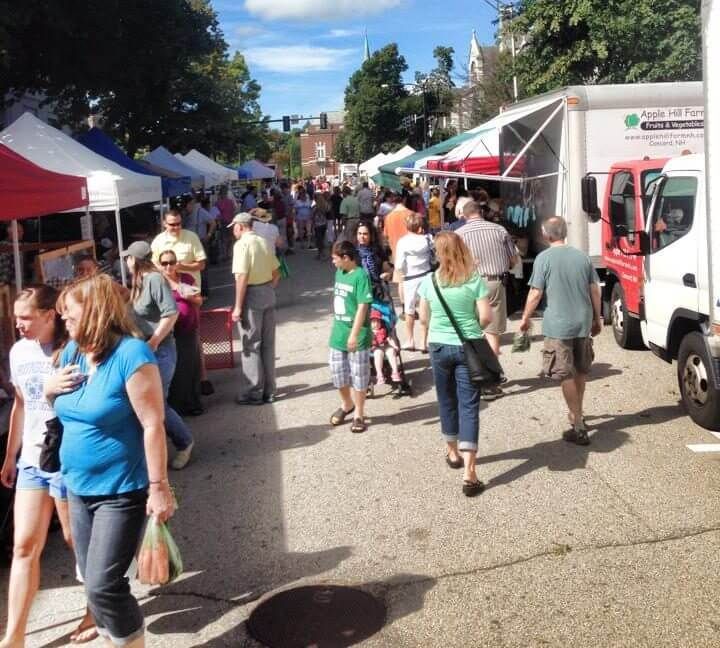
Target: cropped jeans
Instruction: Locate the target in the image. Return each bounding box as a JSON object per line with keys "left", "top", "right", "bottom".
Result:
{"left": 154, "top": 338, "right": 194, "bottom": 451}
{"left": 69, "top": 489, "right": 147, "bottom": 645}
{"left": 428, "top": 343, "right": 480, "bottom": 451}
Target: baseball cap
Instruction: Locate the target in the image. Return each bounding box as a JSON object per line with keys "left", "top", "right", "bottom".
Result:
{"left": 370, "top": 309, "right": 383, "bottom": 321}
{"left": 121, "top": 241, "right": 152, "bottom": 260}
{"left": 227, "top": 212, "right": 253, "bottom": 228}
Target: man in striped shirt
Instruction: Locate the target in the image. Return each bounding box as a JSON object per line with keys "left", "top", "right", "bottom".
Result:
{"left": 456, "top": 200, "right": 519, "bottom": 359}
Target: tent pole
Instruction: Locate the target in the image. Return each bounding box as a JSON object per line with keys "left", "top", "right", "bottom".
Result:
{"left": 11, "top": 220, "right": 22, "bottom": 292}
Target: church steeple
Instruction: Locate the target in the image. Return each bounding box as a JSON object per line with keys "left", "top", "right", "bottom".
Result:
{"left": 468, "top": 29, "right": 483, "bottom": 85}
{"left": 363, "top": 30, "right": 371, "bottom": 62}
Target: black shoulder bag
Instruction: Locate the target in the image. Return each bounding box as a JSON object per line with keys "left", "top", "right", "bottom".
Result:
{"left": 431, "top": 273, "right": 503, "bottom": 386}
{"left": 39, "top": 417, "right": 63, "bottom": 473}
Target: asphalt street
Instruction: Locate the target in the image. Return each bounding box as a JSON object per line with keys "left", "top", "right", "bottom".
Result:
{"left": 3, "top": 246, "right": 720, "bottom": 647}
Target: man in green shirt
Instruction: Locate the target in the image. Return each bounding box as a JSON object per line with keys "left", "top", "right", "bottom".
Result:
{"left": 520, "top": 216, "right": 602, "bottom": 445}
{"left": 328, "top": 240, "right": 373, "bottom": 432}
{"left": 339, "top": 187, "right": 361, "bottom": 237}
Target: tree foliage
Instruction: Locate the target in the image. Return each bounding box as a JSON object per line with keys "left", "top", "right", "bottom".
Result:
{"left": 340, "top": 43, "right": 409, "bottom": 162}
{"left": 470, "top": 50, "right": 516, "bottom": 125}
{"left": 413, "top": 46, "right": 457, "bottom": 146}
{"left": 0, "top": 0, "right": 268, "bottom": 162}
{"left": 511, "top": 0, "right": 702, "bottom": 97}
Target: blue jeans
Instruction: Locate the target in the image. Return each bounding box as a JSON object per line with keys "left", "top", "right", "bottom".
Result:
{"left": 154, "top": 339, "right": 194, "bottom": 450}
{"left": 69, "top": 489, "right": 147, "bottom": 645}
{"left": 429, "top": 343, "right": 480, "bottom": 451}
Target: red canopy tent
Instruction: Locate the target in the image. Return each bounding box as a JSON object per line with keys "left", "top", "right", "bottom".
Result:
{"left": 0, "top": 143, "right": 88, "bottom": 221}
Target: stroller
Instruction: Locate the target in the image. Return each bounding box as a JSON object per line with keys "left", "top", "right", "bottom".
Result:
{"left": 367, "top": 281, "right": 412, "bottom": 398}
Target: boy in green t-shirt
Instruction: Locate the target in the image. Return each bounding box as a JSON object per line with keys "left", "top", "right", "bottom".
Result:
{"left": 328, "top": 240, "right": 373, "bottom": 433}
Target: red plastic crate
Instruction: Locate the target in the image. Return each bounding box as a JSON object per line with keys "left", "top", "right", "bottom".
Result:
{"left": 199, "top": 307, "right": 235, "bottom": 370}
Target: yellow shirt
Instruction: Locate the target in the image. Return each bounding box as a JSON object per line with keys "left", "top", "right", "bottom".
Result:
{"left": 232, "top": 231, "right": 280, "bottom": 285}
{"left": 151, "top": 229, "right": 207, "bottom": 288}
{"left": 428, "top": 196, "right": 441, "bottom": 229}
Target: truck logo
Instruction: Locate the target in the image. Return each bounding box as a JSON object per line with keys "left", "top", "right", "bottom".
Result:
{"left": 624, "top": 113, "right": 641, "bottom": 129}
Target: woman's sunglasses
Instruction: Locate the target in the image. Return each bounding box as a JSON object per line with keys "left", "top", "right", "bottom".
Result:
{"left": 160, "top": 260, "right": 177, "bottom": 267}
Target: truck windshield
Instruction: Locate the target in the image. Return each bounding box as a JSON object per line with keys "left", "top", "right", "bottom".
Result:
{"left": 641, "top": 169, "right": 663, "bottom": 213}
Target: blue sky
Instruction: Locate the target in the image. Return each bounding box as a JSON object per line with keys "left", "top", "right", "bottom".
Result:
{"left": 214, "top": 0, "right": 499, "bottom": 123}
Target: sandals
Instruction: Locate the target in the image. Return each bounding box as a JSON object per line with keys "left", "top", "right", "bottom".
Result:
{"left": 330, "top": 406, "right": 355, "bottom": 426}
{"left": 445, "top": 454, "right": 464, "bottom": 469}
{"left": 462, "top": 479, "right": 485, "bottom": 497}
{"left": 350, "top": 418, "right": 367, "bottom": 433}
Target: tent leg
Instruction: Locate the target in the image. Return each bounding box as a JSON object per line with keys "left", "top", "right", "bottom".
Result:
{"left": 11, "top": 220, "right": 22, "bottom": 292}
{"left": 115, "top": 207, "right": 127, "bottom": 286}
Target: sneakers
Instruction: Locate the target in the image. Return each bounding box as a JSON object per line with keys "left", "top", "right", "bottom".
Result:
{"left": 480, "top": 385, "right": 504, "bottom": 401}
{"left": 171, "top": 441, "right": 194, "bottom": 470}
{"left": 235, "top": 396, "right": 264, "bottom": 406}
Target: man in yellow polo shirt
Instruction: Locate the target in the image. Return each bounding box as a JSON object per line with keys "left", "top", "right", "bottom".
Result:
{"left": 151, "top": 208, "right": 207, "bottom": 289}
{"left": 230, "top": 212, "right": 281, "bottom": 405}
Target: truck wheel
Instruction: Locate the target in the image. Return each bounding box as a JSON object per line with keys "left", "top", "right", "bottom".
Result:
{"left": 610, "top": 283, "right": 642, "bottom": 349}
{"left": 677, "top": 332, "right": 720, "bottom": 431}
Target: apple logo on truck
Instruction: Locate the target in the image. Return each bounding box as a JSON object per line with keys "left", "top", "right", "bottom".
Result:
{"left": 624, "top": 113, "right": 641, "bottom": 129}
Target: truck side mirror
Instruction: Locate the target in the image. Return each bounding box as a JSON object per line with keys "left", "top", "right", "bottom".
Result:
{"left": 581, "top": 175, "right": 600, "bottom": 222}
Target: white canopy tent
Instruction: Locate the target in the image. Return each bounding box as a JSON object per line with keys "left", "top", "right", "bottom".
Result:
{"left": 179, "top": 149, "right": 236, "bottom": 186}
{"left": 0, "top": 112, "right": 163, "bottom": 283}
{"left": 145, "top": 146, "right": 205, "bottom": 189}
{"left": 359, "top": 152, "right": 388, "bottom": 178}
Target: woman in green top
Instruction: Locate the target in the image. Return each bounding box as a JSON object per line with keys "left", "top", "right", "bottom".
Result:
{"left": 418, "top": 232, "right": 491, "bottom": 497}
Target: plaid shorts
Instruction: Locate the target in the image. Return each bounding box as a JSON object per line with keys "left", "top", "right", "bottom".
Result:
{"left": 329, "top": 348, "right": 371, "bottom": 391}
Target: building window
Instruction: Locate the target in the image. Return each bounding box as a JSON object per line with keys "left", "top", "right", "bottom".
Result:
{"left": 315, "top": 141, "right": 326, "bottom": 161}
{"left": 319, "top": 165, "right": 326, "bottom": 176}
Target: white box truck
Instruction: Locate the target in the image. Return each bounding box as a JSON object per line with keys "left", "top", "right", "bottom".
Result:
{"left": 594, "top": 0, "right": 720, "bottom": 430}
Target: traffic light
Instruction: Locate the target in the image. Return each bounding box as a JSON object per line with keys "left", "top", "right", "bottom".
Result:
{"left": 319, "top": 112, "right": 328, "bottom": 130}
{"left": 282, "top": 115, "right": 291, "bottom": 132}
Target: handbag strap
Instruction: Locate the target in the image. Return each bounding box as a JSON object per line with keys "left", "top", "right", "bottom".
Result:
{"left": 431, "top": 272, "right": 467, "bottom": 343}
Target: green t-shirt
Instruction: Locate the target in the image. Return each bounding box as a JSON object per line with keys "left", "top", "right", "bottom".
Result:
{"left": 529, "top": 245, "right": 600, "bottom": 339}
{"left": 329, "top": 266, "right": 373, "bottom": 351}
{"left": 418, "top": 272, "right": 489, "bottom": 346}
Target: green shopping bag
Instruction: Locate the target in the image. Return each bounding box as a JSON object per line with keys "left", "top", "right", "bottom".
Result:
{"left": 278, "top": 256, "right": 290, "bottom": 279}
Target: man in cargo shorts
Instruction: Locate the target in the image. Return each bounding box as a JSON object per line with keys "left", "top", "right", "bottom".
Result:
{"left": 519, "top": 216, "right": 602, "bottom": 445}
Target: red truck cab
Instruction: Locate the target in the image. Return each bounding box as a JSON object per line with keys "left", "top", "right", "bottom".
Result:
{"left": 601, "top": 158, "right": 667, "bottom": 348}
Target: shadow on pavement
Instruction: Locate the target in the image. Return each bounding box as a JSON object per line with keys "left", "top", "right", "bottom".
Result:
{"left": 476, "top": 404, "right": 683, "bottom": 489}
{"left": 137, "top": 404, "right": 352, "bottom": 638}
{"left": 504, "top": 362, "right": 622, "bottom": 396}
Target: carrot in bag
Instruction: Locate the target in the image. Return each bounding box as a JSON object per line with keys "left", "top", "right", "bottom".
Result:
{"left": 137, "top": 516, "right": 183, "bottom": 585}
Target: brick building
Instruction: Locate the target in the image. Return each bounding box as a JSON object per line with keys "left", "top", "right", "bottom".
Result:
{"left": 299, "top": 110, "right": 345, "bottom": 177}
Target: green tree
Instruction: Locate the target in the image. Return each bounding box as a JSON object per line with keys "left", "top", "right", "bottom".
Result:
{"left": 412, "top": 45, "right": 457, "bottom": 146}
{"left": 0, "top": 1, "right": 270, "bottom": 162}
{"left": 341, "top": 43, "right": 409, "bottom": 162}
{"left": 470, "top": 50, "right": 516, "bottom": 125}
{"left": 511, "top": 0, "right": 701, "bottom": 97}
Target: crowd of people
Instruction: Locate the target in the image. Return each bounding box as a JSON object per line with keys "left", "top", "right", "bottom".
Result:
{"left": 0, "top": 174, "right": 603, "bottom": 646}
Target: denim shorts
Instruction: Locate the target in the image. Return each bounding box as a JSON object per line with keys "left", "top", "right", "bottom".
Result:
{"left": 16, "top": 459, "right": 68, "bottom": 501}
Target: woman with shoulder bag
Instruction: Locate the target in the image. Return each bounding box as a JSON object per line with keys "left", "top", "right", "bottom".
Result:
{"left": 417, "top": 232, "right": 492, "bottom": 497}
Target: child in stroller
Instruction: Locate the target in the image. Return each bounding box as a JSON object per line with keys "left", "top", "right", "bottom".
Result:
{"left": 370, "top": 309, "right": 401, "bottom": 385}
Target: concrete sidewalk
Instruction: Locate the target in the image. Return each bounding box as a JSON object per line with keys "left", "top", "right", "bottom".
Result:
{"left": 4, "top": 247, "right": 720, "bottom": 647}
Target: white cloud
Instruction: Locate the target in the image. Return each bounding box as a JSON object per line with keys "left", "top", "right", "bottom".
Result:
{"left": 235, "top": 24, "right": 268, "bottom": 38}
{"left": 243, "top": 0, "right": 402, "bottom": 21}
{"left": 244, "top": 45, "right": 357, "bottom": 72}
{"left": 326, "top": 29, "right": 361, "bottom": 38}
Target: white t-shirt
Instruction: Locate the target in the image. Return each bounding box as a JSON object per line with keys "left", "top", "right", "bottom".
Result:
{"left": 395, "top": 233, "right": 434, "bottom": 278}
{"left": 253, "top": 221, "right": 281, "bottom": 254}
{"left": 9, "top": 338, "right": 57, "bottom": 466}
{"left": 357, "top": 187, "right": 374, "bottom": 214}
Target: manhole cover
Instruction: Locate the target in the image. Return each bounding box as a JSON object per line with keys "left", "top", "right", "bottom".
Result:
{"left": 247, "top": 585, "right": 386, "bottom": 648}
